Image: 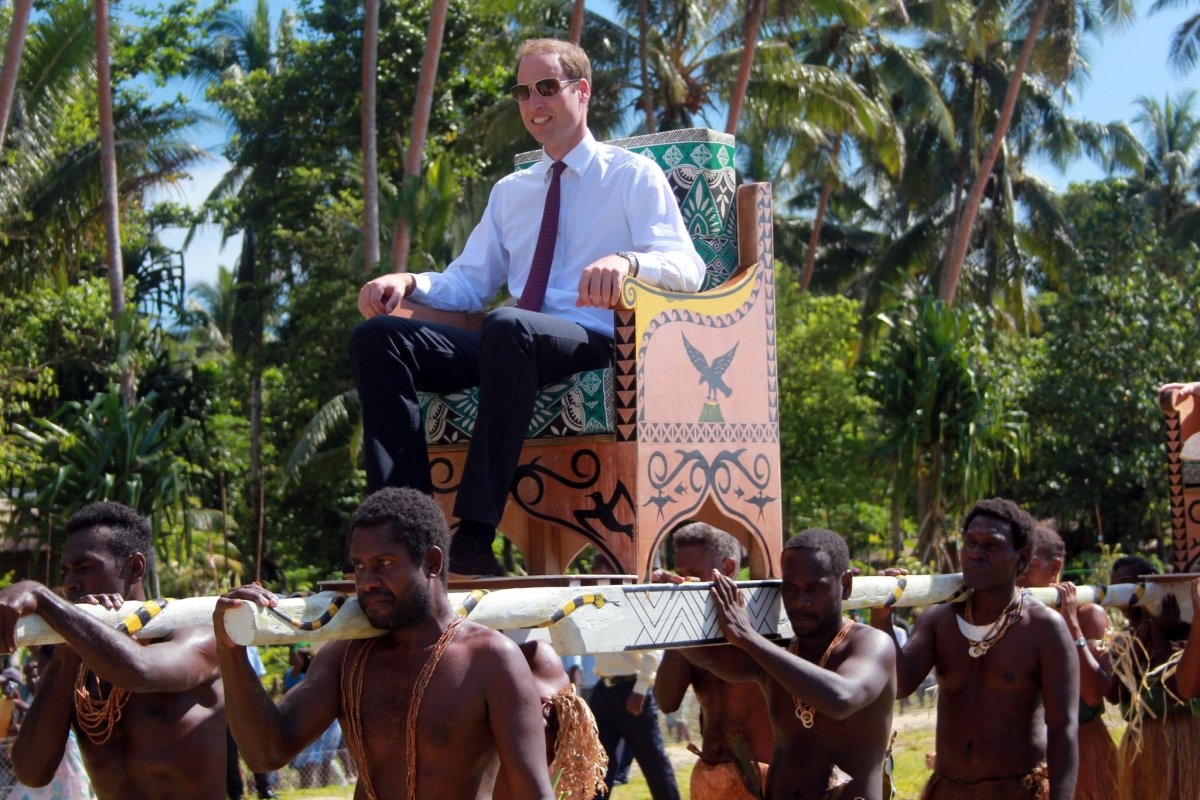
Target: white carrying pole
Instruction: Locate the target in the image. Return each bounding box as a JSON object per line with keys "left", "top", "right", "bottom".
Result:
{"left": 15, "top": 577, "right": 1194, "bottom": 655}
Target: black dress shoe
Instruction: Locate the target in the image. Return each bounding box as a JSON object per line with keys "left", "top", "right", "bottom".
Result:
{"left": 449, "top": 534, "right": 504, "bottom": 577}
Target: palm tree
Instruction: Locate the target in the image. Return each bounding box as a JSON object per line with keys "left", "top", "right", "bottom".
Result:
{"left": 0, "top": 0, "right": 34, "bottom": 150}
{"left": 637, "top": 0, "right": 655, "bottom": 132}
{"left": 725, "top": 0, "right": 765, "bottom": 135}
{"left": 391, "top": 0, "right": 451, "bottom": 272}
{"left": 1128, "top": 91, "right": 1200, "bottom": 242}
{"left": 1152, "top": 0, "right": 1200, "bottom": 72}
{"left": 1, "top": 0, "right": 202, "bottom": 290}
{"left": 569, "top": 0, "right": 587, "bottom": 43}
{"left": 362, "top": 0, "right": 381, "bottom": 273}
{"left": 94, "top": 0, "right": 135, "bottom": 405}
{"left": 937, "top": 0, "right": 1135, "bottom": 303}
{"left": 189, "top": 0, "right": 294, "bottom": 580}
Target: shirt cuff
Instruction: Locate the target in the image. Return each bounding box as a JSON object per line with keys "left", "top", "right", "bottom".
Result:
{"left": 410, "top": 272, "right": 434, "bottom": 301}
{"left": 633, "top": 676, "right": 655, "bottom": 695}
{"left": 629, "top": 251, "right": 704, "bottom": 293}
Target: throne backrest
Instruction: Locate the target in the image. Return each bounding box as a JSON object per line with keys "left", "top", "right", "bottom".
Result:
{"left": 515, "top": 128, "right": 738, "bottom": 291}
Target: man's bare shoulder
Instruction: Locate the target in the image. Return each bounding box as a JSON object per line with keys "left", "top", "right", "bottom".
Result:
{"left": 848, "top": 621, "right": 895, "bottom": 654}
{"left": 160, "top": 623, "right": 216, "bottom": 648}
{"left": 455, "top": 620, "right": 523, "bottom": 658}
{"left": 1025, "top": 599, "right": 1072, "bottom": 637}
{"left": 917, "top": 603, "right": 956, "bottom": 628}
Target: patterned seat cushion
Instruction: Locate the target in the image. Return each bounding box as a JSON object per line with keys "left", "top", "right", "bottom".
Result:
{"left": 424, "top": 129, "right": 735, "bottom": 445}
{"left": 420, "top": 368, "right": 615, "bottom": 445}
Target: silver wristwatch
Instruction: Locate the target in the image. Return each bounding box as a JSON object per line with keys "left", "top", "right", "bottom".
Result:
{"left": 616, "top": 251, "right": 639, "bottom": 277}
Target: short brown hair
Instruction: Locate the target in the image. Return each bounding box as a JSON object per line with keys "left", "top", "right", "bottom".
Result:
{"left": 515, "top": 39, "right": 591, "bottom": 84}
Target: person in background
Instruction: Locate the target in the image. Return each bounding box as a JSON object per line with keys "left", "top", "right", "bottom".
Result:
{"left": 587, "top": 553, "right": 679, "bottom": 799}
{"left": 227, "top": 645, "right": 277, "bottom": 799}
{"left": 1107, "top": 556, "right": 1200, "bottom": 800}
{"left": 1020, "top": 524, "right": 1116, "bottom": 800}
{"left": 653, "top": 523, "right": 772, "bottom": 800}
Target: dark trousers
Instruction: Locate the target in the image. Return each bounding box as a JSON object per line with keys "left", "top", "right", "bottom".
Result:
{"left": 349, "top": 307, "right": 612, "bottom": 525}
{"left": 589, "top": 679, "right": 681, "bottom": 800}
{"left": 226, "top": 728, "right": 273, "bottom": 799}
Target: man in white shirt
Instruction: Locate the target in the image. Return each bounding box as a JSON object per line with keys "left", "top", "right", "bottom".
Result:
{"left": 351, "top": 38, "right": 705, "bottom": 576}
{"left": 590, "top": 649, "right": 679, "bottom": 800}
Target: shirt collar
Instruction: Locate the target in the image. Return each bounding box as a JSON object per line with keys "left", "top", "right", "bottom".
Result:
{"left": 534, "top": 131, "right": 597, "bottom": 179}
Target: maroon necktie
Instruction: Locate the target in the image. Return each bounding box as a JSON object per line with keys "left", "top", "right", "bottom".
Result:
{"left": 517, "top": 160, "right": 567, "bottom": 312}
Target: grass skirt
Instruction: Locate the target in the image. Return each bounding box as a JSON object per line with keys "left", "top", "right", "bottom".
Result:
{"left": 1117, "top": 711, "right": 1200, "bottom": 800}
{"left": 1075, "top": 717, "right": 1117, "bottom": 800}
{"left": 690, "top": 759, "right": 767, "bottom": 800}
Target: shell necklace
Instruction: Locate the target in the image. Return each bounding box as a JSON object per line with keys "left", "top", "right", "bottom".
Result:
{"left": 957, "top": 589, "right": 1026, "bottom": 658}
{"left": 789, "top": 617, "right": 853, "bottom": 728}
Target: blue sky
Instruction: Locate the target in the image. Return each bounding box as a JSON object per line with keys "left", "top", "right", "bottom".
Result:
{"left": 141, "top": 0, "right": 1197, "bottom": 292}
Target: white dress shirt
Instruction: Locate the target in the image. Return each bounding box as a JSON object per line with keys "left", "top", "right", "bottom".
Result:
{"left": 411, "top": 131, "right": 706, "bottom": 336}
{"left": 592, "top": 650, "right": 662, "bottom": 696}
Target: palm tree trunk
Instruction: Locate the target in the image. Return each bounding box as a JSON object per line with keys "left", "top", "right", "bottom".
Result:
{"left": 94, "top": 0, "right": 135, "bottom": 405}
{"left": 725, "top": 0, "right": 765, "bottom": 135}
{"left": 250, "top": 366, "right": 264, "bottom": 582}
{"left": 390, "top": 0, "right": 449, "bottom": 272}
{"left": 939, "top": 0, "right": 1050, "bottom": 305}
{"left": 637, "top": 0, "right": 655, "bottom": 133}
{"left": 568, "top": 0, "right": 586, "bottom": 44}
{"left": 362, "top": 0, "right": 380, "bottom": 273}
{"left": 800, "top": 135, "right": 841, "bottom": 292}
{"left": 0, "top": 0, "right": 33, "bottom": 153}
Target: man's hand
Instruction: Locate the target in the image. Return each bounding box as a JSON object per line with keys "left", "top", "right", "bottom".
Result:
{"left": 710, "top": 571, "right": 756, "bottom": 648}
{"left": 358, "top": 273, "right": 417, "bottom": 319}
{"left": 76, "top": 593, "right": 125, "bottom": 611}
{"left": 1054, "top": 582, "right": 1084, "bottom": 640}
{"left": 577, "top": 255, "right": 631, "bottom": 309}
{"left": 213, "top": 583, "right": 278, "bottom": 650}
{"left": 626, "top": 690, "right": 647, "bottom": 716}
{"left": 0, "top": 582, "right": 45, "bottom": 654}
{"left": 870, "top": 568, "right": 909, "bottom": 628}
{"left": 1162, "top": 382, "right": 1200, "bottom": 400}
{"left": 649, "top": 568, "right": 697, "bottom": 585}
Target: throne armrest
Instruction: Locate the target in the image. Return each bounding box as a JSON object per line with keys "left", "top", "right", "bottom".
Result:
{"left": 389, "top": 297, "right": 485, "bottom": 332}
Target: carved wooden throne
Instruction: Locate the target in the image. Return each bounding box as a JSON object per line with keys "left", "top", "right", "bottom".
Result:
{"left": 1161, "top": 384, "right": 1200, "bottom": 572}
{"left": 397, "top": 128, "right": 782, "bottom": 580}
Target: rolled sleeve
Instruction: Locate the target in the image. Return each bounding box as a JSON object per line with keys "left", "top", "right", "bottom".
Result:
{"left": 633, "top": 650, "right": 661, "bottom": 695}
{"left": 625, "top": 166, "right": 705, "bottom": 293}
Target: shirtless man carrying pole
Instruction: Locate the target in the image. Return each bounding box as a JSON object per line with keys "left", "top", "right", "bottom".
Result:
{"left": 871, "top": 498, "right": 1079, "bottom": 800}
{"left": 653, "top": 523, "right": 773, "bottom": 799}
{"left": 0, "top": 501, "right": 226, "bottom": 800}
{"left": 1018, "top": 525, "right": 1116, "bottom": 800}
{"left": 682, "top": 528, "right": 896, "bottom": 800}
{"left": 214, "top": 487, "right": 553, "bottom": 800}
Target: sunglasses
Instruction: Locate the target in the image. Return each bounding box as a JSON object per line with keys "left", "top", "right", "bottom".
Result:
{"left": 509, "top": 77, "right": 582, "bottom": 104}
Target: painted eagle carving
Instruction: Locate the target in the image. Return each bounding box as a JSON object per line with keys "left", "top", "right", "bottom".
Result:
{"left": 681, "top": 334, "right": 739, "bottom": 401}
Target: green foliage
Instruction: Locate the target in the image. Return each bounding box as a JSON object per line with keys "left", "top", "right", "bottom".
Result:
{"left": 775, "top": 269, "right": 891, "bottom": 554}
{"left": 4, "top": 389, "right": 198, "bottom": 579}
{"left": 866, "top": 295, "right": 1029, "bottom": 567}
{"left": 1009, "top": 181, "right": 1200, "bottom": 559}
